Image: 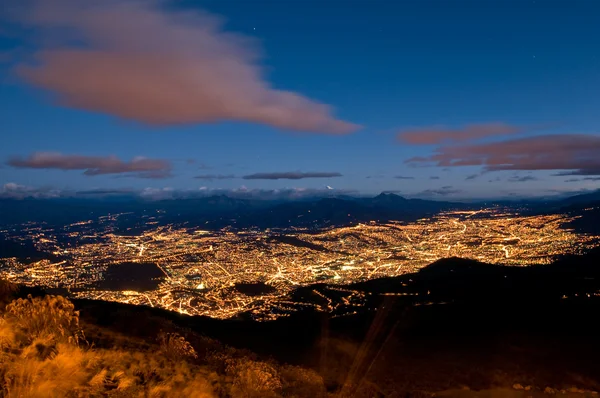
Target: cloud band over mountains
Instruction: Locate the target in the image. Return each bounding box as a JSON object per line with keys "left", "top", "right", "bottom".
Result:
{"left": 15, "top": 0, "right": 359, "bottom": 134}
{"left": 8, "top": 152, "right": 172, "bottom": 178}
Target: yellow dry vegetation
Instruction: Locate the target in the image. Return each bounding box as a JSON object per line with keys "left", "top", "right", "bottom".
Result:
{"left": 0, "top": 285, "right": 326, "bottom": 398}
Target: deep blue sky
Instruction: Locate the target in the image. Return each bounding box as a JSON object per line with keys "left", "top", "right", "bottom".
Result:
{"left": 1, "top": 0, "right": 600, "bottom": 200}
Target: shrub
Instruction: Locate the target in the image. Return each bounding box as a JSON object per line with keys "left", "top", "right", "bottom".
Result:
{"left": 3, "top": 295, "right": 84, "bottom": 346}
{"left": 158, "top": 331, "right": 198, "bottom": 361}
{"left": 227, "top": 359, "right": 282, "bottom": 398}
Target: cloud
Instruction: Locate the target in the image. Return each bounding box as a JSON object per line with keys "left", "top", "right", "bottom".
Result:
{"left": 0, "top": 183, "right": 62, "bottom": 199}
{"left": 136, "top": 186, "right": 358, "bottom": 201}
{"left": 194, "top": 174, "right": 236, "bottom": 181}
{"left": 139, "top": 187, "right": 175, "bottom": 200}
{"left": 407, "top": 134, "right": 600, "bottom": 176}
{"left": 113, "top": 170, "right": 173, "bottom": 179}
{"left": 3, "top": 184, "right": 359, "bottom": 201}
{"left": 14, "top": 0, "right": 359, "bottom": 134}
{"left": 75, "top": 188, "right": 135, "bottom": 195}
{"left": 552, "top": 170, "right": 600, "bottom": 176}
{"left": 507, "top": 175, "right": 538, "bottom": 182}
{"left": 429, "top": 176, "right": 440, "bottom": 180}
{"left": 465, "top": 174, "right": 479, "bottom": 180}
{"left": 417, "top": 185, "right": 462, "bottom": 197}
{"left": 8, "top": 152, "right": 172, "bottom": 178}
{"left": 394, "top": 175, "right": 415, "bottom": 180}
{"left": 381, "top": 190, "right": 404, "bottom": 194}
{"left": 242, "top": 172, "right": 342, "bottom": 180}
{"left": 564, "top": 177, "right": 600, "bottom": 183}
{"left": 397, "top": 122, "right": 520, "bottom": 145}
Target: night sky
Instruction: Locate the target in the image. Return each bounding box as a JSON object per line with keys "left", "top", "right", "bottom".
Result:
{"left": 1, "top": 0, "right": 599, "bottom": 200}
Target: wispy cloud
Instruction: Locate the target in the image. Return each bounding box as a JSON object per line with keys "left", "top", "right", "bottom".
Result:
{"left": 194, "top": 174, "right": 236, "bottom": 181}
{"left": 465, "top": 174, "right": 479, "bottom": 180}
{"left": 75, "top": 188, "right": 136, "bottom": 195}
{"left": 14, "top": 0, "right": 359, "bottom": 134}
{"left": 564, "top": 177, "right": 600, "bottom": 183}
{"left": 429, "top": 176, "right": 440, "bottom": 180}
{"left": 407, "top": 134, "right": 600, "bottom": 176}
{"left": 242, "top": 172, "right": 342, "bottom": 180}
{"left": 397, "top": 122, "right": 520, "bottom": 145}
{"left": 394, "top": 175, "right": 415, "bottom": 180}
{"left": 8, "top": 152, "right": 172, "bottom": 178}
{"left": 507, "top": 175, "right": 538, "bottom": 182}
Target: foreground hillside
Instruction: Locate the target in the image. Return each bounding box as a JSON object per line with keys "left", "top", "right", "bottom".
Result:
{"left": 0, "top": 282, "right": 326, "bottom": 397}
{"left": 3, "top": 249, "right": 600, "bottom": 397}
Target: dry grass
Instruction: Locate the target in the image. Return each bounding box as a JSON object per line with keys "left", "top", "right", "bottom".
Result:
{"left": 0, "top": 291, "right": 326, "bottom": 398}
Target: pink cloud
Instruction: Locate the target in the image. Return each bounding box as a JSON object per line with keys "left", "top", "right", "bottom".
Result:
{"left": 406, "top": 134, "right": 600, "bottom": 175}
{"left": 8, "top": 152, "right": 172, "bottom": 178}
{"left": 397, "top": 122, "right": 520, "bottom": 144}
{"left": 15, "top": 0, "right": 359, "bottom": 134}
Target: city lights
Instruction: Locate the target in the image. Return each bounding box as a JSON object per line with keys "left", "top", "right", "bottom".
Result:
{"left": 0, "top": 209, "right": 598, "bottom": 320}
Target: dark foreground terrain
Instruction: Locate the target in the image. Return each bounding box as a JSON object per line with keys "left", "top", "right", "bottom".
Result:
{"left": 53, "top": 247, "right": 600, "bottom": 397}
{"left": 2, "top": 249, "right": 600, "bottom": 396}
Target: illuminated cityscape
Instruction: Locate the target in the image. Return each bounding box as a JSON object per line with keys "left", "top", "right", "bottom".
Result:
{"left": 0, "top": 208, "right": 598, "bottom": 320}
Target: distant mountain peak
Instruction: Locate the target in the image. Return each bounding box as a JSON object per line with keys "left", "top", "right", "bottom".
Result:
{"left": 377, "top": 192, "right": 397, "bottom": 196}
{"left": 375, "top": 192, "right": 406, "bottom": 200}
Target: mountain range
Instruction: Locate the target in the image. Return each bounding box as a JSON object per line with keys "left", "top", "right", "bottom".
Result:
{"left": 0, "top": 190, "right": 599, "bottom": 229}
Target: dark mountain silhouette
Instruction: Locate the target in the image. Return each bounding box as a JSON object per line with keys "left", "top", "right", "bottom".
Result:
{"left": 3, "top": 190, "right": 600, "bottom": 230}
{"left": 557, "top": 189, "right": 600, "bottom": 206}
{"left": 0, "top": 193, "right": 467, "bottom": 230}
{"left": 551, "top": 193, "right": 600, "bottom": 235}
{"left": 567, "top": 206, "right": 600, "bottom": 234}
{"left": 362, "top": 192, "right": 464, "bottom": 212}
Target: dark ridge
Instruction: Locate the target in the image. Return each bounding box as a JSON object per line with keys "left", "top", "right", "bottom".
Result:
{"left": 96, "top": 262, "right": 166, "bottom": 292}
{"left": 234, "top": 282, "right": 277, "bottom": 296}
{"left": 267, "top": 235, "right": 331, "bottom": 252}
{"left": 0, "top": 239, "right": 53, "bottom": 262}
{"left": 557, "top": 189, "right": 600, "bottom": 207}
{"left": 418, "top": 257, "right": 502, "bottom": 275}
